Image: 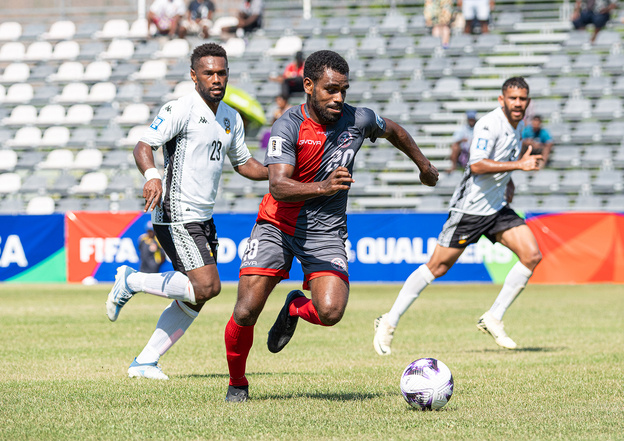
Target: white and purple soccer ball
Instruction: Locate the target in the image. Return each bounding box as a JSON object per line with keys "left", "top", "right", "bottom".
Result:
{"left": 400, "top": 358, "right": 454, "bottom": 410}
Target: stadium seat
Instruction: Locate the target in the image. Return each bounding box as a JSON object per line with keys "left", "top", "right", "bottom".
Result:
{"left": 424, "top": 57, "right": 453, "bottom": 78}
{"left": 540, "top": 194, "right": 570, "bottom": 211}
{"left": 42, "top": 20, "right": 76, "bottom": 41}
{"left": 20, "top": 23, "right": 46, "bottom": 40}
{"left": 133, "top": 40, "right": 160, "bottom": 61}
{"left": 528, "top": 169, "right": 560, "bottom": 193}
{"left": 3, "top": 105, "right": 38, "bottom": 126}
{"left": 86, "top": 81, "right": 116, "bottom": 103}
{"left": 19, "top": 172, "right": 48, "bottom": 193}
{"left": 94, "top": 19, "right": 129, "bottom": 39}
{"left": 4, "top": 83, "right": 33, "bottom": 104}
{"left": 603, "top": 121, "right": 624, "bottom": 143}
{"left": 561, "top": 98, "right": 592, "bottom": 120}
{"left": 74, "top": 22, "right": 101, "bottom": 39}
{"left": 116, "top": 82, "right": 143, "bottom": 103}
{"left": 72, "top": 149, "right": 103, "bottom": 170}
{"left": 79, "top": 41, "right": 106, "bottom": 61}
{"left": 0, "top": 42, "right": 25, "bottom": 61}
{"left": 0, "top": 173, "right": 21, "bottom": 194}
{"left": 411, "top": 101, "right": 440, "bottom": 122}
{"left": 164, "top": 80, "right": 194, "bottom": 101}
{"left": 431, "top": 77, "right": 461, "bottom": 99}
{"left": 0, "top": 197, "right": 24, "bottom": 214}
{"left": 54, "top": 82, "right": 89, "bottom": 104}
{"left": 54, "top": 197, "right": 83, "bottom": 212}
{"left": 547, "top": 146, "right": 581, "bottom": 169}
{"left": 6, "top": 126, "right": 41, "bottom": 148}
{"left": 117, "top": 125, "right": 149, "bottom": 147}
{"left": 39, "top": 149, "right": 74, "bottom": 170}
{"left": 26, "top": 196, "right": 55, "bottom": 214}
{"left": 48, "top": 61, "right": 84, "bottom": 82}
{"left": 446, "top": 34, "right": 473, "bottom": 55}
{"left": 379, "top": 12, "right": 408, "bottom": 35}
{"left": 29, "top": 64, "right": 55, "bottom": 82}
{"left": 592, "top": 170, "right": 624, "bottom": 194}
{"left": 106, "top": 173, "right": 136, "bottom": 192}
{"left": 402, "top": 78, "right": 432, "bottom": 101}
{"left": 358, "top": 36, "right": 386, "bottom": 57}
{"left": 452, "top": 56, "right": 482, "bottom": 77}
{"left": 244, "top": 37, "right": 273, "bottom": 59}
{"left": 230, "top": 197, "right": 263, "bottom": 213}
{"left": 511, "top": 195, "right": 538, "bottom": 211}
{"left": 100, "top": 39, "right": 134, "bottom": 60}
{"left": 593, "top": 30, "right": 620, "bottom": 48}
{"left": 393, "top": 57, "right": 423, "bottom": 79}
{"left": 51, "top": 40, "right": 80, "bottom": 60}
{"left": 323, "top": 16, "right": 350, "bottom": 35}
{"left": 210, "top": 16, "right": 239, "bottom": 37}
{"left": 32, "top": 85, "right": 60, "bottom": 105}
{"left": 0, "top": 149, "right": 18, "bottom": 172}
{"left": 551, "top": 77, "right": 581, "bottom": 96}
{"left": 24, "top": 41, "right": 52, "bottom": 62}
{"left": 222, "top": 37, "right": 246, "bottom": 58}
{"left": 154, "top": 38, "right": 190, "bottom": 59}
{"left": 569, "top": 195, "right": 602, "bottom": 211}
{"left": 559, "top": 170, "right": 590, "bottom": 193}
{"left": 267, "top": 35, "right": 302, "bottom": 57}
{"left": 0, "top": 22, "right": 22, "bottom": 41}
{"left": 71, "top": 172, "right": 108, "bottom": 195}
{"left": 581, "top": 146, "right": 612, "bottom": 169}
{"left": 41, "top": 126, "right": 70, "bottom": 147}
{"left": 115, "top": 103, "right": 151, "bottom": 125}
{"left": 128, "top": 18, "right": 148, "bottom": 39}
{"left": 64, "top": 104, "right": 94, "bottom": 126}
{"left": 593, "top": 98, "right": 622, "bottom": 120}
{"left": 83, "top": 198, "right": 111, "bottom": 211}
{"left": 541, "top": 54, "right": 572, "bottom": 75}
{"left": 387, "top": 36, "right": 415, "bottom": 57}
{"left": 603, "top": 53, "right": 624, "bottom": 74}
{"left": 37, "top": 104, "right": 66, "bottom": 126}
{"left": 572, "top": 53, "right": 601, "bottom": 74}
{"left": 582, "top": 76, "right": 612, "bottom": 98}
{"left": 0, "top": 62, "right": 29, "bottom": 83}
{"left": 572, "top": 121, "right": 602, "bottom": 143}
{"left": 526, "top": 76, "right": 551, "bottom": 97}
{"left": 51, "top": 173, "right": 78, "bottom": 194}
{"left": 303, "top": 37, "right": 331, "bottom": 53}
{"left": 131, "top": 59, "right": 167, "bottom": 80}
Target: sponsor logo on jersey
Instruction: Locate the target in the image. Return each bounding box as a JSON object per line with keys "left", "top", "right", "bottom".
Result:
{"left": 458, "top": 234, "right": 470, "bottom": 245}
{"left": 476, "top": 138, "right": 488, "bottom": 150}
{"left": 298, "top": 139, "right": 322, "bottom": 147}
{"left": 164, "top": 105, "right": 172, "bottom": 113}
{"left": 268, "top": 136, "right": 283, "bottom": 157}
{"left": 199, "top": 116, "right": 207, "bottom": 124}
{"left": 375, "top": 113, "right": 386, "bottom": 131}
{"left": 150, "top": 116, "right": 164, "bottom": 130}
{"left": 331, "top": 257, "right": 347, "bottom": 272}
{"left": 224, "top": 117, "right": 231, "bottom": 134}
{"left": 240, "top": 260, "right": 257, "bottom": 267}
{"left": 337, "top": 131, "right": 355, "bottom": 149}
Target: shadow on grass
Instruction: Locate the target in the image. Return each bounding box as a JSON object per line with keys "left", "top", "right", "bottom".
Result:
{"left": 467, "top": 346, "right": 566, "bottom": 353}
{"left": 260, "top": 390, "right": 394, "bottom": 401}
{"left": 182, "top": 371, "right": 300, "bottom": 379}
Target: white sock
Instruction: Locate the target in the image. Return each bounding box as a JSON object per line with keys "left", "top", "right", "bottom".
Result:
{"left": 387, "top": 264, "right": 435, "bottom": 327}
{"left": 127, "top": 271, "right": 196, "bottom": 304}
{"left": 135, "top": 300, "right": 198, "bottom": 365}
{"left": 489, "top": 262, "right": 533, "bottom": 321}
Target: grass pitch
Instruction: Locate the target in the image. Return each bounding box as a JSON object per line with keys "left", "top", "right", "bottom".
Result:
{"left": 0, "top": 283, "right": 622, "bottom": 441}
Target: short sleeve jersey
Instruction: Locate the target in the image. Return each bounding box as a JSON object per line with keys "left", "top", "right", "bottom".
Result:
{"left": 258, "top": 103, "right": 386, "bottom": 238}
{"left": 140, "top": 90, "right": 251, "bottom": 225}
{"left": 451, "top": 124, "right": 474, "bottom": 167}
{"left": 448, "top": 107, "right": 524, "bottom": 216}
{"left": 150, "top": 0, "right": 186, "bottom": 19}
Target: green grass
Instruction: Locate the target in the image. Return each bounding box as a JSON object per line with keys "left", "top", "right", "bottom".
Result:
{"left": 0, "top": 283, "right": 622, "bottom": 440}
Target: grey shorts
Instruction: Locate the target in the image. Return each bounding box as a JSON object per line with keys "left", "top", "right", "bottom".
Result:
{"left": 154, "top": 219, "right": 218, "bottom": 273}
{"left": 437, "top": 206, "right": 525, "bottom": 248}
{"left": 239, "top": 221, "right": 349, "bottom": 290}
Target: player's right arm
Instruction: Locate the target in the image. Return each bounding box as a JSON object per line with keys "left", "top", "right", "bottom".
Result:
{"left": 269, "top": 163, "right": 353, "bottom": 202}
{"left": 134, "top": 141, "right": 162, "bottom": 212}
{"left": 471, "top": 145, "right": 542, "bottom": 174}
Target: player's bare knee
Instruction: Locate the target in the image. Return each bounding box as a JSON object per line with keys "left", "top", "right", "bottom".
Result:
{"left": 524, "top": 250, "right": 542, "bottom": 270}
{"left": 430, "top": 263, "right": 450, "bottom": 279}
{"left": 192, "top": 280, "right": 221, "bottom": 302}
{"left": 316, "top": 301, "right": 346, "bottom": 326}
{"left": 233, "top": 303, "right": 260, "bottom": 326}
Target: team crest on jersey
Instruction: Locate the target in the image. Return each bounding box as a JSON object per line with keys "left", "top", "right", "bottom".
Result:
{"left": 375, "top": 113, "right": 386, "bottom": 131}
{"left": 268, "top": 136, "right": 283, "bottom": 157}
{"left": 331, "top": 257, "right": 347, "bottom": 272}
{"left": 476, "top": 138, "right": 489, "bottom": 150}
{"left": 150, "top": 116, "right": 164, "bottom": 130}
{"left": 223, "top": 117, "right": 231, "bottom": 134}
{"left": 337, "top": 131, "right": 355, "bottom": 149}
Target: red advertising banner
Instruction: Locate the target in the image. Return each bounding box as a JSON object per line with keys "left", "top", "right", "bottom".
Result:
{"left": 527, "top": 213, "right": 624, "bottom": 284}
{"left": 66, "top": 211, "right": 145, "bottom": 283}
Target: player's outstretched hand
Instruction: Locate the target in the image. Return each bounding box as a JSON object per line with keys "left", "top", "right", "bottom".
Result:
{"left": 143, "top": 178, "right": 162, "bottom": 212}
{"left": 419, "top": 162, "right": 439, "bottom": 187}
{"left": 321, "top": 166, "right": 354, "bottom": 196}
{"left": 517, "top": 145, "right": 543, "bottom": 171}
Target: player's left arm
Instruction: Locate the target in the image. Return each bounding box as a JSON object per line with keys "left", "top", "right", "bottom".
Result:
{"left": 234, "top": 157, "right": 268, "bottom": 181}
{"left": 380, "top": 117, "right": 439, "bottom": 186}
{"left": 471, "top": 146, "right": 542, "bottom": 174}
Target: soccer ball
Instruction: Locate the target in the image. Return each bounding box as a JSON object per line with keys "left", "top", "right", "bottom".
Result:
{"left": 400, "top": 358, "right": 454, "bottom": 410}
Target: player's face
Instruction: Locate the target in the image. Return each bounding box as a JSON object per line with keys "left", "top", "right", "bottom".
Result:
{"left": 305, "top": 68, "right": 349, "bottom": 125}
{"left": 191, "top": 56, "right": 228, "bottom": 104}
{"left": 498, "top": 86, "right": 530, "bottom": 127}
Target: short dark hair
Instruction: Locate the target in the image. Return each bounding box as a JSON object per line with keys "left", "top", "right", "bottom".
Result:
{"left": 190, "top": 43, "right": 228, "bottom": 71}
{"left": 303, "top": 50, "right": 349, "bottom": 82}
{"left": 502, "top": 76, "right": 529, "bottom": 94}
{"left": 532, "top": 115, "right": 542, "bottom": 121}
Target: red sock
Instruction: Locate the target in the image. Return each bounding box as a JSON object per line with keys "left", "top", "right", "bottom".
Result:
{"left": 289, "top": 296, "right": 327, "bottom": 326}
{"left": 224, "top": 315, "right": 254, "bottom": 386}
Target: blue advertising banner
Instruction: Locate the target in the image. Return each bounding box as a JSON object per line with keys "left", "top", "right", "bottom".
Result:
{"left": 0, "top": 214, "right": 65, "bottom": 282}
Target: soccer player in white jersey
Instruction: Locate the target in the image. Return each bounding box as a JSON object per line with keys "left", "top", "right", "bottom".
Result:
{"left": 374, "top": 77, "right": 544, "bottom": 354}
{"left": 105, "top": 43, "right": 268, "bottom": 379}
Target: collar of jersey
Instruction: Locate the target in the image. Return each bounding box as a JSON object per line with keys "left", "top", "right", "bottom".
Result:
{"left": 192, "top": 89, "right": 219, "bottom": 119}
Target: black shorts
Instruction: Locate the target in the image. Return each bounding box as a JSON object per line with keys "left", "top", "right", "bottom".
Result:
{"left": 437, "top": 206, "right": 525, "bottom": 248}
{"left": 154, "top": 219, "right": 218, "bottom": 273}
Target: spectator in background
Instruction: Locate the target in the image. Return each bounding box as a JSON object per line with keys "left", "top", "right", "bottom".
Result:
{"left": 449, "top": 110, "right": 477, "bottom": 173}
{"left": 224, "top": 0, "right": 264, "bottom": 36}
{"left": 148, "top": 0, "right": 187, "bottom": 38}
{"left": 271, "top": 51, "right": 305, "bottom": 99}
{"left": 260, "top": 94, "right": 292, "bottom": 149}
{"left": 459, "top": 0, "right": 494, "bottom": 34}
{"left": 138, "top": 221, "right": 165, "bottom": 273}
{"left": 521, "top": 115, "right": 553, "bottom": 169}
{"left": 572, "top": 0, "right": 618, "bottom": 43}
{"left": 181, "top": 0, "right": 216, "bottom": 39}
{"left": 424, "top": 0, "right": 453, "bottom": 49}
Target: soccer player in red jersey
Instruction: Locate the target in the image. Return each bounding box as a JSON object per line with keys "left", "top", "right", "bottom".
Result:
{"left": 224, "top": 50, "right": 439, "bottom": 401}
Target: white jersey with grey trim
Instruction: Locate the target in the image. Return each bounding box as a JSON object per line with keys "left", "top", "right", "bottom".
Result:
{"left": 140, "top": 90, "right": 251, "bottom": 225}
{"left": 448, "top": 106, "right": 524, "bottom": 216}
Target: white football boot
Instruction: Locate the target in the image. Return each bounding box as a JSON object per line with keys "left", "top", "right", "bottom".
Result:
{"left": 373, "top": 313, "right": 396, "bottom": 356}
{"left": 106, "top": 265, "right": 137, "bottom": 322}
{"left": 476, "top": 311, "right": 517, "bottom": 349}
{"left": 127, "top": 358, "right": 169, "bottom": 380}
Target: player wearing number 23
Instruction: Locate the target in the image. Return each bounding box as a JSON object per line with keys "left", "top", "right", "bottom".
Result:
{"left": 223, "top": 50, "right": 439, "bottom": 402}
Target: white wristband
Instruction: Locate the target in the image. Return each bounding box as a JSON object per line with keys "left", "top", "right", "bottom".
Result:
{"left": 144, "top": 168, "right": 162, "bottom": 182}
